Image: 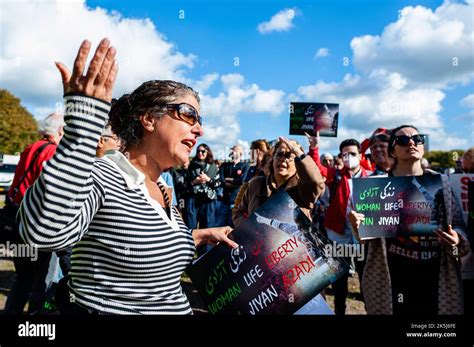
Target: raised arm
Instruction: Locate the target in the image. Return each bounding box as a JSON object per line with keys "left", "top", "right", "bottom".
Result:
{"left": 19, "top": 38, "right": 118, "bottom": 251}
{"left": 280, "top": 137, "right": 325, "bottom": 209}
{"left": 305, "top": 131, "right": 336, "bottom": 185}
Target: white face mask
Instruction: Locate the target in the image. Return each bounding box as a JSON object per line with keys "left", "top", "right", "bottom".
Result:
{"left": 343, "top": 155, "right": 360, "bottom": 170}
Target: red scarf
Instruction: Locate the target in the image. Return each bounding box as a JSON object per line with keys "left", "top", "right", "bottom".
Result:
{"left": 324, "top": 167, "right": 371, "bottom": 234}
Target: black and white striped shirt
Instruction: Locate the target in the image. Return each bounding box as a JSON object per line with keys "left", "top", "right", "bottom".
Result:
{"left": 19, "top": 94, "right": 196, "bottom": 314}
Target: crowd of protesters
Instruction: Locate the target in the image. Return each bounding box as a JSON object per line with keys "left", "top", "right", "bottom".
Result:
{"left": 1, "top": 37, "right": 472, "bottom": 316}
{"left": 159, "top": 129, "right": 473, "bottom": 315}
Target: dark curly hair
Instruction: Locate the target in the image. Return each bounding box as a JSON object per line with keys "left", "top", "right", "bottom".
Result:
{"left": 109, "top": 80, "right": 200, "bottom": 150}
{"left": 193, "top": 143, "right": 214, "bottom": 164}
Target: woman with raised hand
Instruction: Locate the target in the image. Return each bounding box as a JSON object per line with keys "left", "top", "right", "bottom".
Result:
{"left": 232, "top": 137, "right": 325, "bottom": 229}
{"left": 349, "top": 124, "right": 469, "bottom": 315}
{"left": 19, "top": 38, "right": 237, "bottom": 314}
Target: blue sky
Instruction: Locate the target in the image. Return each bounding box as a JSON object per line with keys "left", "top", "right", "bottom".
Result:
{"left": 1, "top": 0, "right": 473, "bottom": 157}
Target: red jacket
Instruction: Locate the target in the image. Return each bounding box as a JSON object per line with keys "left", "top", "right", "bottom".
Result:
{"left": 309, "top": 147, "right": 372, "bottom": 234}
{"left": 8, "top": 137, "right": 57, "bottom": 205}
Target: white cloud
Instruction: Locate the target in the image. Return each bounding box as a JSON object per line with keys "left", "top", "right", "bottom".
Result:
{"left": 315, "top": 48, "right": 330, "bottom": 59}
{"left": 294, "top": 1, "right": 473, "bottom": 153}
{"left": 0, "top": 0, "right": 195, "bottom": 114}
{"left": 257, "top": 8, "right": 299, "bottom": 34}
{"left": 351, "top": 1, "right": 474, "bottom": 88}
{"left": 461, "top": 93, "right": 474, "bottom": 109}
{"left": 191, "top": 73, "right": 219, "bottom": 94}
{"left": 294, "top": 71, "right": 457, "bottom": 151}
{"left": 199, "top": 73, "right": 286, "bottom": 157}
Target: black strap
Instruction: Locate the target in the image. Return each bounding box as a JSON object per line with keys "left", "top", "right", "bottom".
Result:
{"left": 10, "top": 140, "right": 53, "bottom": 202}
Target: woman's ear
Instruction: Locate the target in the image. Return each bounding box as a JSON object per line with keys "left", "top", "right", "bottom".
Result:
{"left": 140, "top": 113, "right": 156, "bottom": 133}
{"left": 97, "top": 136, "right": 105, "bottom": 149}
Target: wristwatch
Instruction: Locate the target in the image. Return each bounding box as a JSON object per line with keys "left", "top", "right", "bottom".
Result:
{"left": 294, "top": 153, "right": 306, "bottom": 162}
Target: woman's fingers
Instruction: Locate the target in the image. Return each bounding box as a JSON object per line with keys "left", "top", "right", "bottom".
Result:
{"left": 278, "top": 136, "right": 288, "bottom": 145}
{"left": 104, "top": 60, "right": 118, "bottom": 101}
{"left": 434, "top": 231, "right": 451, "bottom": 246}
{"left": 434, "top": 226, "right": 459, "bottom": 247}
{"left": 217, "top": 226, "right": 238, "bottom": 249}
{"left": 57, "top": 38, "right": 118, "bottom": 102}
{"left": 222, "top": 234, "right": 238, "bottom": 249}
{"left": 95, "top": 46, "right": 116, "bottom": 88}
{"left": 71, "top": 40, "right": 91, "bottom": 85}
{"left": 349, "top": 211, "right": 364, "bottom": 230}
{"left": 54, "top": 62, "right": 71, "bottom": 94}
{"left": 85, "top": 38, "right": 111, "bottom": 88}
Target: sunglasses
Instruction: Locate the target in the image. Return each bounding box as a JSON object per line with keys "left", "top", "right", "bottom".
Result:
{"left": 166, "top": 103, "right": 202, "bottom": 126}
{"left": 275, "top": 151, "right": 295, "bottom": 161}
{"left": 102, "top": 135, "right": 119, "bottom": 141}
{"left": 197, "top": 149, "right": 207, "bottom": 154}
{"left": 393, "top": 134, "right": 425, "bottom": 146}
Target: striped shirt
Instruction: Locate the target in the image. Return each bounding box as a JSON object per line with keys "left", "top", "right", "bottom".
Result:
{"left": 19, "top": 94, "right": 196, "bottom": 314}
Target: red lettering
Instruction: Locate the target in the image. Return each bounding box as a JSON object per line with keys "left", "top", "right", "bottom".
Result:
{"left": 277, "top": 246, "right": 285, "bottom": 260}
{"left": 266, "top": 237, "right": 300, "bottom": 269}
{"left": 294, "top": 264, "right": 304, "bottom": 282}
{"left": 265, "top": 255, "right": 274, "bottom": 270}
{"left": 271, "top": 251, "right": 280, "bottom": 265}
{"left": 288, "top": 268, "right": 296, "bottom": 284}
{"left": 461, "top": 176, "right": 472, "bottom": 189}
{"left": 282, "top": 273, "right": 292, "bottom": 290}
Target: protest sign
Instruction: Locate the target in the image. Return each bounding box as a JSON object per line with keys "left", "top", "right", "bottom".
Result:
{"left": 186, "top": 190, "right": 348, "bottom": 315}
{"left": 449, "top": 173, "right": 474, "bottom": 225}
{"left": 352, "top": 175, "right": 447, "bottom": 240}
{"left": 289, "top": 102, "right": 339, "bottom": 137}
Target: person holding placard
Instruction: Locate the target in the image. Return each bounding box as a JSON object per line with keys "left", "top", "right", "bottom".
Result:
{"left": 307, "top": 132, "right": 372, "bottom": 315}
{"left": 349, "top": 125, "right": 470, "bottom": 314}
{"left": 232, "top": 138, "right": 324, "bottom": 229}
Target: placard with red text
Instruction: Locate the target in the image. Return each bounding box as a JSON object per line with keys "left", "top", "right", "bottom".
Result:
{"left": 186, "top": 191, "right": 348, "bottom": 315}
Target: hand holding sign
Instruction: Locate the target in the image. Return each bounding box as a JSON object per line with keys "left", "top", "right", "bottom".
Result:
{"left": 434, "top": 225, "right": 460, "bottom": 250}
{"left": 349, "top": 210, "right": 365, "bottom": 234}
{"left": 194, "top": 226, "right": 238, "bottom": 248}
{"left": 200, "top": 173, "right": 211, "bottom": 183}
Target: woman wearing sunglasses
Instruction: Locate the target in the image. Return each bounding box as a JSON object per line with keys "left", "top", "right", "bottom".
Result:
{"left": 233, "top": 137, "right": 325, "bottom": 229}
{"left": 186, "top": 144, "right": 222, "bottom": 255}
{"left": 349, "top": 124, "right": 469, "bottom": 314}
{"left": 18, "top": 38, "right": 237, "bottom": 314}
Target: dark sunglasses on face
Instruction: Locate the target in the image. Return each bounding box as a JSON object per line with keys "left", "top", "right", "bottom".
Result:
{"left": 166, "top": 103, "right": 202, "bottom": 126}
{"left": 393, "top": 134, "right": 425, "bottom": 146}
{"left": 275, "top": 151, "right": 295, "bottom": 160}
{"left": 197, "top": 149, "right": 207, "bottom": 154}
{"left": 102, "top": 135, "right": 119, "bottom": 141}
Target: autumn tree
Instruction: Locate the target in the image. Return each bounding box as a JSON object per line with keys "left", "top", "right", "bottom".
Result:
{"left": 0, "top": 89, "right": 39, "bottom": 154}
{"left": 425, "top": 150, "right": 465, "bottom": 169}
